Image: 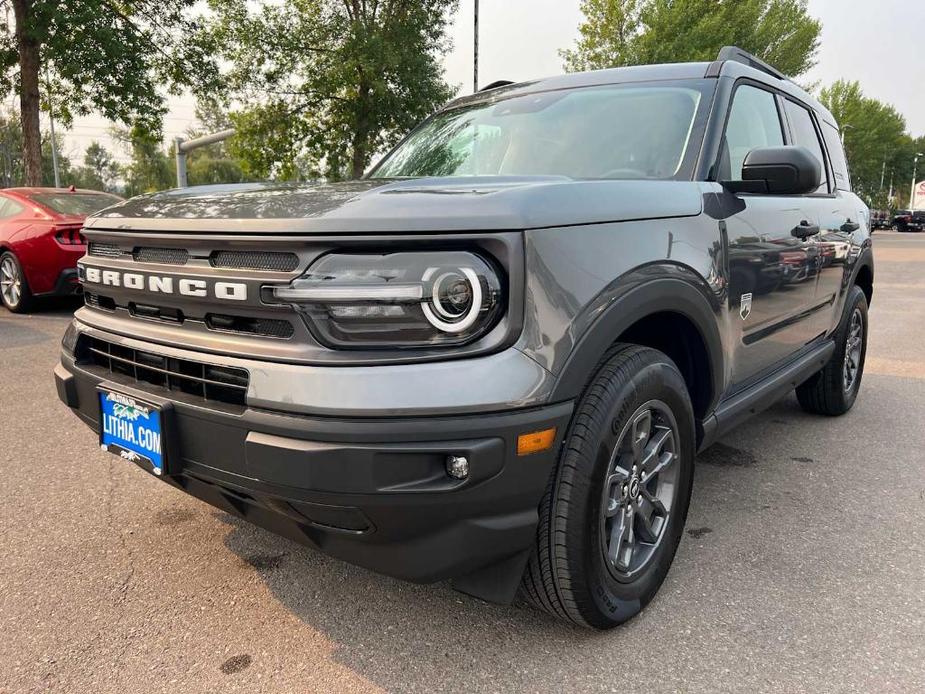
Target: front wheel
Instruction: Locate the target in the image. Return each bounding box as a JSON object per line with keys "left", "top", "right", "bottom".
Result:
{"left": 796, "top": 285, "right": 868, "bottom": 416}
{"left": 521, "top": 344, "right": 695, "bottom": 629}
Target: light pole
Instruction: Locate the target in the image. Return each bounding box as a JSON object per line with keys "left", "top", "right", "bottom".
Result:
{"left": 473, "top": 0, "right": 479, "bottom": 92}
{"left": 174, "top": 129, "right": 236, "bottom": 188}
{"left": 910, "top": 152, "right": 923, "bottom": 211}
{"left": 46, "top": 68, "right": 61, "bottom": 188}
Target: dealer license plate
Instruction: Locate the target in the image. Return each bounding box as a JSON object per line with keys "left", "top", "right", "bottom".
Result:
{"left": 99, "top": 389, "right": 165, "bottom": 475}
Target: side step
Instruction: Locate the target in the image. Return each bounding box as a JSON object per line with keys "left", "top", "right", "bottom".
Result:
{"left": 699, "top": 340, "right": 835, "bottom": 450}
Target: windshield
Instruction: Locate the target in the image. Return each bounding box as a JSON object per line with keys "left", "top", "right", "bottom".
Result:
{"left": 371, "top": 82, "right": 710, "bottom": 181}
{"left": 30, "top": 192, "right": 122, "bottom": 216}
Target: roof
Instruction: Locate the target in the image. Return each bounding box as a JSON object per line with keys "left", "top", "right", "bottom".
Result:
{"left": 447, "top": 61, "right": 714, "bottom": 110}
{"left": 445, "top": 52, "right": 837, "bottom": 129}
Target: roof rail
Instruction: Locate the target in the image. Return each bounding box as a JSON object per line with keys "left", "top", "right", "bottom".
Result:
{"left": 715, "top": 46, "right": 788, "bottom": 81}
{"left": 479, "top": 80, "right": 515, "bottom": 92}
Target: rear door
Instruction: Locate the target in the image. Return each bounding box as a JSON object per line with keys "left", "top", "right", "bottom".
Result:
{"left": 781, "top": 101, "right": 859, "bottom": 319}
{"left": 719, "top": 83, "right": 823, "bottom": 386}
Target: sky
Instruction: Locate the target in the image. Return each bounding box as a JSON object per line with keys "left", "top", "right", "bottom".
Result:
{"left": 55, "top": 0, "right": 925, "bottom": 168}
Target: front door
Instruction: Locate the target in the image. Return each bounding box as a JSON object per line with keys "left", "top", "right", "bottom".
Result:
{"left": 718, "top": 84, "right": 823, "bottom": 386}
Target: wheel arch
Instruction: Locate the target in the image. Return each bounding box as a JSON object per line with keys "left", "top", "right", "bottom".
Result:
{"left": 853, "top": 254, "right": 874, "bottom": 307}
{"left": 550, "top": 277, "right": 725, "bottom": 426}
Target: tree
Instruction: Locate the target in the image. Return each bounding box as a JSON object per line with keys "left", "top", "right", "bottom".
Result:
{"left": 117, "top": 127, "right": 174, "bottom": 197}
{"left": 71, "top": 141, "right": 122, "bottom": 192}
{"left": 562, "top": 0, "right": 821, "bottom": 78}
{"left": 0, "top": 108, "right": 73, "bottom": 187}
{"left": 185, "top": 101, "right": 249, "bottom": 186}
{"left": 0, "top": 1, "right": 214, "bottom": 185}
{"left": 197, "top": 0, "right": 459, "bottom": 180}
{"left": 819, "top": 80, "right": 908, "bottom": 206}
{"left": 40, "top": 132, "right": 71, "bottom": 186}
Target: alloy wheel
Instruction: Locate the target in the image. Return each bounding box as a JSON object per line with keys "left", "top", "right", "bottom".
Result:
{"left": 600, "top": 400, "right": 680, "bottom": 580}
{"left": 0, "top": 256, "right": 22, "bottom": 308}
{"left": 843, "top": 307, "right": 864, "bottom": 393}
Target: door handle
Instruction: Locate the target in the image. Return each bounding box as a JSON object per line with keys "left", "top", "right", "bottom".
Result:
{"left": 840, "top": 220, "right": 860, "bottom": 232}
{"left": 792, "top": 221, "right": 820, "bottom": 239}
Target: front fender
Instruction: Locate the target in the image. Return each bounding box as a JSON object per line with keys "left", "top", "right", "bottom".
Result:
{"left": 549, "top": 272, "right": 725, "bottom": 411}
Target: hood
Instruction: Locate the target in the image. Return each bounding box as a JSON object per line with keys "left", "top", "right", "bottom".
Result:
{"left": 85, "top": 177, "right": 703, "bottom": 234}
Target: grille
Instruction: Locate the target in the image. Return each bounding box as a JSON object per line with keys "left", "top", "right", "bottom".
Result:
{"left": 88, "top": 242, "right": 122, "bottom": 258}
{"left": 77, "top": 336, "right": 249, "bottom": 406}
{"left": 206, "top": 314, "right": 295, "bottom": 339}
{"left": 133, "top": 247, "right": 190, "bottom": 265}
{"left": 210, "top": 250, "right": 299, "bottom": 272}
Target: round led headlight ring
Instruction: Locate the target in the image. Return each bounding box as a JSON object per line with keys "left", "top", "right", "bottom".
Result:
{"left": 421, "top": 267, "right": 483, "bottom": 333}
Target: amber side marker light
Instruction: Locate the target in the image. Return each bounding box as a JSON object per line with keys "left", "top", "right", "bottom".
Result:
{"left": 517, "top": 428, "right": 557, "bottom": 456}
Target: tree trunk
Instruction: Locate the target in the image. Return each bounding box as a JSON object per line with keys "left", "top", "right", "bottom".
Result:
{"left": 12, "top": 0, "right": 43, "bottom": 186}
{"left": 350, "top": 81, "right": 371, "bottom": 179}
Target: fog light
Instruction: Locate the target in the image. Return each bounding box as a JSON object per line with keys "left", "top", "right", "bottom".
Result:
{"left": 446, "top": 455, "right": 469, "bottom": 480}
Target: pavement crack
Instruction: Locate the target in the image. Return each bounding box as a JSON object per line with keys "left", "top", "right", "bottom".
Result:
{"left": 104, "top": 457, "right": 137, "bottom": 606}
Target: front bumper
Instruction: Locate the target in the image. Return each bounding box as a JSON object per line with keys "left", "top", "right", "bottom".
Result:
{"left": 55, "top": 327, "right": 573, "bottom": 601}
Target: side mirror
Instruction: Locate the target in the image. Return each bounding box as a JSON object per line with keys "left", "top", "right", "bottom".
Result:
{"left": 723, "top": 146, "right": 822, "bottom": 195}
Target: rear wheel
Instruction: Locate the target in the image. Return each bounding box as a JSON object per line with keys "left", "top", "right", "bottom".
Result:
{"left": 0, "top": 252, "right": 33, "bottom": 313}
{"left": 796, "top": 285, "right": 868, "bottom": 416}
{"left": 521, "top": 344, "right": 695, "bottom": 629}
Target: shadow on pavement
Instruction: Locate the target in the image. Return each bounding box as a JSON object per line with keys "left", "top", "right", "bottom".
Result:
{"left": 211, "top": 402, "right": 811, "bottom": 690}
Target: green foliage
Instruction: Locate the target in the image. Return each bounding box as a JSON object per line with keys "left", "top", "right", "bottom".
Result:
{"left": 184, "top": 101, "right": 249, "bottom": 186}
{"left": 819, "top": 80, "right": 909, "bottom": 206}
{"left": 562, "top": 0, "right": 821, "bottom": 78}
{"left": 196, "top": 0, "right": 459, "bottom": 180}
{"left": 69, "top": 142, "right": 122, "bottom": 192}
{"left": 1, "top": 0, "right": 212, "bottom": 130}
{"left": 1, "top": 0, "right": 215, "bottom": 184}
{"left": 41, "top": 134, "right": 72, "bottom": 186}
{"left": 117, "top": 127, "right": 174, "bottom": 197}
{"left": 0, "top": 110, "right": 75, "bottom": 187}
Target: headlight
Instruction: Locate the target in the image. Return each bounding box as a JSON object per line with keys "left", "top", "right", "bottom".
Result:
{"left": 269, "top": 251, "right": 504, "bottom": 348}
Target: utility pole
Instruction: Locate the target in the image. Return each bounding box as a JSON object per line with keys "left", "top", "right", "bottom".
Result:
{"left": 473, "top": 0, "right": 479, "bottom": 92}
{"left": 46, "top": 69, "right": 61, "bottom": 188}
{"left": 880, "top": 159, "right": 886, "bottom": 192}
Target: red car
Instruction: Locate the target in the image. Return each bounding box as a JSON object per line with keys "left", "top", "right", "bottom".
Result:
{"left": 0, "top": 187, "right": 122, "bottom": 313}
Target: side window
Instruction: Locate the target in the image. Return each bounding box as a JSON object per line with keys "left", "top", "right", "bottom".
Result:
{"left": 720, "top": 84, "right": 784, "bottom": 181}
{"left": 784, "top": 101, "right": 830, "bottom": 193}
{"left": 820, "top": 121, "right": 851, "bottom": 191}
{"left": 0, "top": 197, "right": 23, "bottom": 219}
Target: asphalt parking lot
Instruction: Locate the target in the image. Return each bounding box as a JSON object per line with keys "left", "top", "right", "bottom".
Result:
{"left": 1, "top": 231, "right": 923, "bottom": 694}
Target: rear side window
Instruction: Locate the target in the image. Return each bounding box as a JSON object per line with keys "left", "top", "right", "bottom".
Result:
{"left": 783, "top": 101, "right": 829, "bottom": 194}
{"left": 0, "top": 196, "right": 23, "bottom": 219}
{"left": 28, "top": 192, "right": 121, "bottom": 216}
{"left": 820, "top": 122, "right": 851, "bottom": 191}
{"left": 720, "top": 85, "right": 784, "bottom": 181}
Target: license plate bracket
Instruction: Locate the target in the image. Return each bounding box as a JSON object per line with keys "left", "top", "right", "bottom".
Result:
{"left": 98, "top": 387, "right": 168, "bottom": 476}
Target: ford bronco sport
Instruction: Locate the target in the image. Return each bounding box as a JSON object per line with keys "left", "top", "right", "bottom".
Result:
{"left": 55, "top": 47, "right": 873, "bottom": 629}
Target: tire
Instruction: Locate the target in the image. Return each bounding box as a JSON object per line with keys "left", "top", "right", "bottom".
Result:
{"left": 521, "top": 344, "right": 695, "bottom": 629}
{"left": 0, "top": 251, "right": 34, "bottom": 313}
{"left": 796, "top": 285, "right": 868, "bottom": 416}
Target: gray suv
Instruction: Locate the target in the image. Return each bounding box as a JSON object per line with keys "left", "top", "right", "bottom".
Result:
{"left": 55, "top": 47, "right": 873, "bottom": 628}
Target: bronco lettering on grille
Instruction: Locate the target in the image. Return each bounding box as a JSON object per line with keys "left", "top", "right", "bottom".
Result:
{"left": 81, "top": 266, "right": 248, "bottom": 301}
